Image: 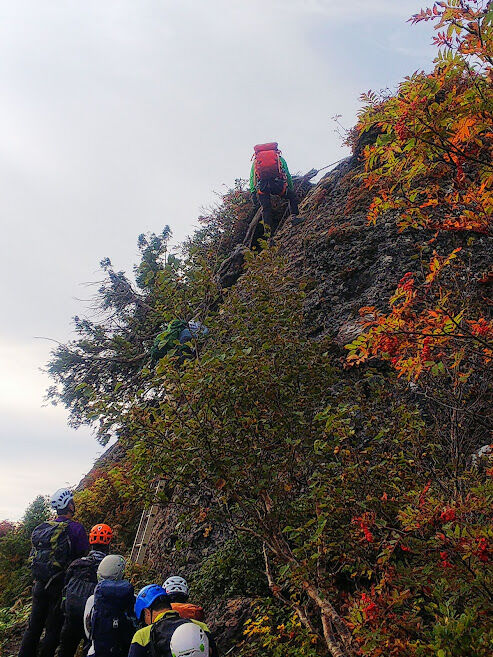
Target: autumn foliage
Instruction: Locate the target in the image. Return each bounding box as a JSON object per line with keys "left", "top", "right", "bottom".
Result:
{"left": 73, "top": 464, "right": 141, "bottom": 550}
{"left": 340, "top": 6, "right": 493, "bottom": 653}
{"left": 358, "top": 1, "right": 492, "bottom": 235}
{"left": 347, "top": 1, "right": 492, "bottom": 382}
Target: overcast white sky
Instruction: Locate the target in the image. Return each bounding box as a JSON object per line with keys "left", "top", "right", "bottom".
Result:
{"left": 0, "top": 0, "right": 435, "bottom": 521}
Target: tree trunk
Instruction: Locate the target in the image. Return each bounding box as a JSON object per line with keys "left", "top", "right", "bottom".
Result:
{"left": 262, "top": 541, "right": 358, "bottom": 656}
{"left": 262, "top": 544, "right": 324, "bottom": 644}
{"left": 322, "top": 615, "right": 350, "bottom": 657}
{"left": 303, "top": 581, "right": 359, "bottom": 656}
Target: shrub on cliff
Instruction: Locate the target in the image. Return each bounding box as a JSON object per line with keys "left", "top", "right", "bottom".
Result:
{"left": 0, "top": 496, "right": 51, "bottom": 606}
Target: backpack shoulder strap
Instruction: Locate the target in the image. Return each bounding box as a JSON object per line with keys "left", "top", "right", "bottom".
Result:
{"left": 150, "top": 615, "right": 189, "bottom": 657}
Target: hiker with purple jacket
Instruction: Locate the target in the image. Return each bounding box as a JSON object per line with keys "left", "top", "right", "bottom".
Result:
{"left": 18, "top": 488, "right": 89, "bottom": 657}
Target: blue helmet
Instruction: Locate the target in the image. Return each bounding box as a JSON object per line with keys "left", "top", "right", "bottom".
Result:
{"left": 134, "top": 584, "right": 168, "bottom": 621}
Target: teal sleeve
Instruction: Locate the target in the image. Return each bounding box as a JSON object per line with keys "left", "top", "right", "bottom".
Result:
{"left": 249, "top": 162, "right": 256, "bottom": 193}
{"left": 280, "top": 157, "right": 293, "bottom": 190}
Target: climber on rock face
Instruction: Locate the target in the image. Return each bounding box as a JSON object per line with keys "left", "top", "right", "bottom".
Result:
{"left": 162, "top": 575, "right": 205, "bottom": 621}
{"left": 130, "top": 585, "right": 218, "bottom": 657}
{"left": 250, "top": 142, "right": 304, "bottom": 237}
{"left": 58, "top": 523, "right": 113, "bottom": 657}
{"left": 18, "top": 488, "right": 89, "bottom": 657}
{"left": 149, "top": 319, "right": 209, "bottom": 367}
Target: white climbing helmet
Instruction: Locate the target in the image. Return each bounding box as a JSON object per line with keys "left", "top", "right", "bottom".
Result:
{"left": 50, "top": 488, "right": 74, "bottom": 511}
{"left": 170, "top": 622, "right": 209, "bottom": 657}
{"left": 188, "top": 321, "right": 208, "bottom": 338}
{"left": 97, "top": 555, "right": 126, "bottom": 581}
{"left": 163, "top": 575, "right": 189, "bottom": 596}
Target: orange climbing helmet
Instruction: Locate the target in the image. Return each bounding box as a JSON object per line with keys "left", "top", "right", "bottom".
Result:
{"left": 89, "top": 523, "right": 113, "bottom": 545}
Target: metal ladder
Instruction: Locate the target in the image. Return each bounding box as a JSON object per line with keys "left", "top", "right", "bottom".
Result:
{"left": 130, "top": 480, "right": 165, "bottom": 565}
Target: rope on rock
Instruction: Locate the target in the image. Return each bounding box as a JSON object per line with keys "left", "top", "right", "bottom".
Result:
{"left": 313, "top": 157, "right": 348, "bottom": 175}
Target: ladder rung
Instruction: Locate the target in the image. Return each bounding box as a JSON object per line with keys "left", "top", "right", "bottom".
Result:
{"left": 130, "top": 480, "right": 165, "bottom": 564}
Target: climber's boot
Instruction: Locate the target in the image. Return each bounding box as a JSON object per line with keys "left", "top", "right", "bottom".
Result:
{"left": 291, "top": 215, "right": 305, "bottom": 227}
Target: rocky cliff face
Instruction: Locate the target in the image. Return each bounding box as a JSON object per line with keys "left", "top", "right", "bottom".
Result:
{"left": 216, "top": 149, "right": 490, "bottom": 344}
{"left": 281, "top": 157, "right": 490, "bottom": 341}
{"left": 145, "top": 488, "right": 255, "bottom": 649}
{"left": 74, "top": 144, "right": 491, "bottom": 653}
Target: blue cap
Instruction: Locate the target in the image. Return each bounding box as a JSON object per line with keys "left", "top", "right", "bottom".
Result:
{"left": 134, "top": 584, "right": 168, "bottom": 620}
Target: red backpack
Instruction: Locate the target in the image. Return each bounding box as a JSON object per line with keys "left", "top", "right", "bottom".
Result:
{"left": 253, "top": 142, "right": 283, "bottom": 181}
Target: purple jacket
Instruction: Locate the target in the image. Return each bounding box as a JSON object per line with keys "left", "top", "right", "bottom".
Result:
{"left": 56, "top": 516, "right": 89, "bottom": 559}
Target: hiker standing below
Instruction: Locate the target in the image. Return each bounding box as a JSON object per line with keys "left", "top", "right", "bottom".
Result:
{"left": 84, "top": 555, "right": 135, "bottom": 657}
{"left": 58, "top": 523, "right": 113, "bottom": 657}
{"left": 162, "top": 576, "right": 205, "bottom": 621}
{"left": 250, "top": 142, "right": 304, "bottom": 239}
{"left": 19, "top": 488, "right": 89, "bottom": 657}
{"left": 129, "top": 585, "right": 218, "bottom": 657}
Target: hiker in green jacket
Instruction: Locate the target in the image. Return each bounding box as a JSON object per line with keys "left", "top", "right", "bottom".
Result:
{"left": 149, "top": 320, "right": 209, "bottom": 367}
{"left": 250, "top": 142, "right": 304, "bottom": 237}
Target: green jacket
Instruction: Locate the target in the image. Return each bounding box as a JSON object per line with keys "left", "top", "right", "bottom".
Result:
{"left": 250, "top": 155, "right": 293, "bottom": 193}
{"left": 149, "top": 319, "right": 187, "bottom": 366}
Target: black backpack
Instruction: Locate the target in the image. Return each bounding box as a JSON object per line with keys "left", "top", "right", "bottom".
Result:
{"left": 63, "top": 552, "right": 104, "bottom": 618}
{"left": 30, "top": 521, "right": 72, "bottom": 585}
{"left": 91, "top": 579, "right": 136, "bottom": 657}
{"left": 150, "top": 614, "right": 195, "bottom": 657}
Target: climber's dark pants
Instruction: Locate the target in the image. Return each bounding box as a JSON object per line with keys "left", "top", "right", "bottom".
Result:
{"left": 58, "top": 613, "right": 89, "bottom": 657}
{"left": 19, "top": 580, "right": 64, "bottom": 657}
{"left": 256, "top": 178, "right": 299, "bottom": 234}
